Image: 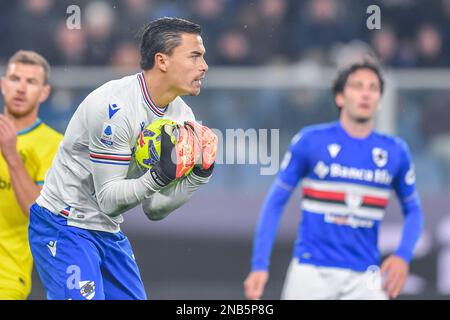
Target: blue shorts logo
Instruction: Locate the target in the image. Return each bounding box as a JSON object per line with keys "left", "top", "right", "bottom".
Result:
{"left": 79, "top": 280, "right": 96, "bottom": 300}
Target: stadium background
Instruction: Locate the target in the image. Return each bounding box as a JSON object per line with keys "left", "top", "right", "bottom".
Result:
{"left": 1, "top": 0, "right": 450, "bottom": 299}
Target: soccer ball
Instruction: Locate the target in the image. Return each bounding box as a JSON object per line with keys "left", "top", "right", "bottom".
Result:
{"left": 134, "top": 119, "right": 194, "bottom": 176}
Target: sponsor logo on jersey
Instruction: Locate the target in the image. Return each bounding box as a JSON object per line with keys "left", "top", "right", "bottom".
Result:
{"left": 372, "top": 147, "right": 388, "bottom": 167}
{"left": 328, "top": 143, "right": 341, "bottom": 158}
{"left": 313, "top": 161, "right": 392, "bottom": 184}
{"left": 324, "top": 213, "right": 375, "bottom": 228}
{"left": 314, "top": 161, "right": 330, "bottom": 179}
{"left": 108, "top": 103, "right": 120, "bottom": 119}
{"left": 79, "top": 281, "right": 96, "bottom": 300}
{"left": 100, "top": 123, "right": 116, "bottom": 146}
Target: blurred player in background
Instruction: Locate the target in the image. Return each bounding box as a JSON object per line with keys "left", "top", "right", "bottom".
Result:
{"left": 244, "top": 61, "right": 424, "bottom": 300}
{"left": 28, "top": 17, "right": 217, "bottom": 300}
{"left": 0, "top": 50, "right": 62, "bottom": 299}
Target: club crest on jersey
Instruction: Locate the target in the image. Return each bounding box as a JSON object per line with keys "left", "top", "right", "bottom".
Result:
{"left": 108, "top": 103, "right": 120, "bottom": 119}
{"left": 100, "top": 123, "right": 116, "bottom": 146}
{"left": 328, "top": 143, "right": 341, "bottom": 158}
{"left": 79, "top": 280, "right": 96, "bottom": 300}
{"left": 372, "top": 148, "right": 388, "bottom": 167}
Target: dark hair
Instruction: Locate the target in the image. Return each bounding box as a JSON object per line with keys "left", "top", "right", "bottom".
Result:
{"left": 332, "top": 62, "right": 384, "bottom": 103}
{"left": 140, "top": 17, "right": 202, "bottom": 70}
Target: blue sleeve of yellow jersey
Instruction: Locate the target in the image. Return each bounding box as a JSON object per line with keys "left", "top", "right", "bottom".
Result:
{"left": 251, "top": 131, "right": 309, "bottom": 271}
{"left": 393, "top": 141, "right": 424, "bottom": 263}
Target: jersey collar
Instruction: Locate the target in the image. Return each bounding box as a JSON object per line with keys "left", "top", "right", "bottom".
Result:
{"left": 18, "top": 118, "right": 42, "bottom": 136}
{"left": 137, "top": 72, "right": 167, "bottom": 117}
{"left": 336, "top": 121, "right": 375, "bottom": 141}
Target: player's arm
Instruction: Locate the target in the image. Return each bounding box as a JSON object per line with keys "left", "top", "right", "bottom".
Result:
{"left": 0, "top": 115, "right": 41, "bottom": 216}
{"left": 381, "top": 141, "right": 424, "bottom": 298}
{"left": 142, "top": 122, "right": 217, "bottom": 220}
{"left": 142, "top": 165, "right": 213, "bottom": 220}
{"left": 88, "top": 98, "right": 176, "bottom": 216}
{"left": 244, "top": 131, "right": 309, "bottom": 300}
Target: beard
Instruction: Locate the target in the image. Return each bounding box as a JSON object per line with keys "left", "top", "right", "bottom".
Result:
{"left": 5, "top": 100, "right": 37, "bottom": 119}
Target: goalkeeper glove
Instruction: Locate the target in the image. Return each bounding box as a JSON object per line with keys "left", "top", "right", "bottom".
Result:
{"left": 149, "top": 123, "right": 198, "bottom": 187}
{"left": 184, "top": 121, "right": 218, "bottom": 171}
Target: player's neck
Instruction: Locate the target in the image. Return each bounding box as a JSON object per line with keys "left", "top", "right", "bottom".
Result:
{"left": 142, "top": 70, "right": 176, "bottom": 108}
{"left": 339, "top": 116, "right": 374, "bottom": 139}
{"left": 4, "top": 109, "right": 39, "bottom": 132}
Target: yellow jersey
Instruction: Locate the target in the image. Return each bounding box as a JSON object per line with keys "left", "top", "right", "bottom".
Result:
{"left": 0, "top": 119, "right": 62, "bottom": 299}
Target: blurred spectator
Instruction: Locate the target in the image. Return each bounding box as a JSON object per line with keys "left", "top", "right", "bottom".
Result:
{"left": 53, "top": 21, "right": 88, "bottom": 65}
{"left": 118, "top": 0, "right": 156, "bottom": 40}
{"left": 14, "top": 0, "right": 59, "bottom": 63}
{"left": 370, "top": 25, "right": 417, "bottom": 68}
{"left": 84, "top": 1, "right": 116, "bottom": 65}
{"left": 291, "top": 0, "right": 358, "bottom": 64}
{"left": 252, "top": 0, "right": 291, "bottom": 64}
{"left": 215, "top": 29, "right": 253, "bottom": 65}
{"left": 415, "top": 24, "right": 446, "bottom": 67}
{"left": 0, "top": 0, "right": 450, "bottom": 68}
{"left": 188, "top": 0, "right": 229, "bottom": 65}
{"left": 110, "top": 41, "right": 140, "bottom": 69}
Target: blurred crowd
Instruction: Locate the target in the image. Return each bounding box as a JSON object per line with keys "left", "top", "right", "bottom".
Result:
{"left": 1, "top": 0, "right": 450, "bottom": 68}
{"left": 1, "top": 0, "right": 450, "bottom": 190}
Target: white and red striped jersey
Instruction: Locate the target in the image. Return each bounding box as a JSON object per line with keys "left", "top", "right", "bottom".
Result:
{"left": 37, "top": 72, "right": 197, "bottom": 232}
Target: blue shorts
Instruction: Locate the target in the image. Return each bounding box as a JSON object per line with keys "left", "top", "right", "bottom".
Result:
{"left": 28, "top": 203, "right": 147, "bottom": 300}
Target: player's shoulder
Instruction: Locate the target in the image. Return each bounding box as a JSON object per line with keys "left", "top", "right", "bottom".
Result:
{"left": 82, "top": 74, "right": 140, "bottom": 124}
{"left": 23, "top": 121, "right": 62, "bottom": 155}
{"left": 21, "top": 120, "right": 62, "bottom": 141}
{"left": 97, "top": 73, "right": 137, "bottom": 94}
{"left": 372, "top": 130, "right": 410, "bottom": 152}
{"left": 38, "top": 122, "right": 63, "bottom": 141}
{"left": 85, "top": 73, "right": 138, "bottom": 109}
{"left": 292, "top": 121, "right": 339, "bottom": 144}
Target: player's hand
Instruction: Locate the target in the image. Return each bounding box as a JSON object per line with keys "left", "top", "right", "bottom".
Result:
{"left": 184, "top": 121, "right": 218, "bottom": 170}
{"left": 244, "top": 271, "right": 269, "bottom": 300}
{"left": 0, "top": 115, "right": 19, "bottom": 163}
{"left": 380, "top": 255, "right": 409, "bottom": 298}
{"left": 150, "top": 123, "right": 197, "bottom": 187}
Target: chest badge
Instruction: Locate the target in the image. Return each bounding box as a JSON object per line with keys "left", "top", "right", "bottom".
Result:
{"left": 372, "top": 147, "right": 388, "bottom": 167}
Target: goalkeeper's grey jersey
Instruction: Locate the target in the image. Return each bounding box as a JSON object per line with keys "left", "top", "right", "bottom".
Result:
{"left": 37, "top": 72, "right": 196, "bottom": 232}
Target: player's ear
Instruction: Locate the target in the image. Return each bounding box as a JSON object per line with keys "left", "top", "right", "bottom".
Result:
{"left": 39, "top": 84, "right": 51, "bottom": 103}
{"left": 335, "top": 92, "right": 344, "bottom": 109}
{"left": 154, "top": 53, "right": 169, "bottom": 72}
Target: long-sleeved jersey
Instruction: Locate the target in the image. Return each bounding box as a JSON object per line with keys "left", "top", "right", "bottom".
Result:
{"left": 252, "top": 121, "right": 424, "bottom": 272}
{"left": 37, "top": 72, "right": 210, "bottom": 233}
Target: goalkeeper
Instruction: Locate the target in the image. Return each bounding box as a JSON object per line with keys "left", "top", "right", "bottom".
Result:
{"left": 28, "top": 17, "right": 217, "bottom": 300}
